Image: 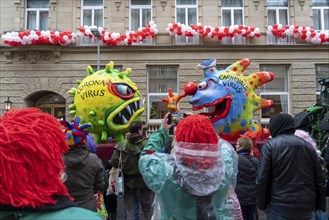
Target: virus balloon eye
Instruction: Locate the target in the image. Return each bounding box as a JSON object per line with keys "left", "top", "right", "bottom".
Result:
{"left": 198, "top": 81, "right": 208, "bottom": 90}
{"left": 110, "top": 83, "right": 135, "bottom": 99}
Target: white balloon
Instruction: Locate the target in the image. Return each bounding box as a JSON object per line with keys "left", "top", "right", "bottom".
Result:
{"left": 254, "top": 28, "right": 260, "bottom": 33}
{"left": 267, "top": 26, "right": 273, "bottom": 31}
{"left": 104, "top": 35, "right": 109, "bottom": 40}
{"left": 298, "top": 27, "right": 303, "bottom": 33}
{"left": 305, "top": 27, "right": 311, "bottom": 31}
{"left": 250, "top": 32, "right": 255, "bottom": 37}
{"left": 63, "top": 35, "right": 68, "bottom": 40}
{"left": 55, "top": 31, "right": 59, "bottom": 36}
{"left": 278, "top": 24, "right": 282, "bottom": 29}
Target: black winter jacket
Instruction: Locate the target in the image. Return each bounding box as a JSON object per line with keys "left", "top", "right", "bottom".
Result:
{"left": 235, "top": 150, "right": 259, "bottom": 206}
{"left": 64, "top": 146, "right": 105, "bottom": 212}
{"left": 257, "top": 135, "right": 326, "bottom": 212}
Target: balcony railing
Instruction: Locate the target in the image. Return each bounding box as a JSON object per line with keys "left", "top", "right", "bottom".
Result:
{"left": 266, "top": 32, "right": 296, "bottom": 45}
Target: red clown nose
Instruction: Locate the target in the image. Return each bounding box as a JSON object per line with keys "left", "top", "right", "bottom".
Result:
{"left": 184, "top": 82, "right": 198, "bottom": 96}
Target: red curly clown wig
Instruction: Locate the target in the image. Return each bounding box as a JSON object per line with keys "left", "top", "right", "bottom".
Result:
{"left": 0, "top": 108, "right": 71, "bottom": 208}
{"left": 175, "top": 114, "right": 218, "bottom": 144}
{"left": 174, "top": 115, "right": 219, "bottom": 169}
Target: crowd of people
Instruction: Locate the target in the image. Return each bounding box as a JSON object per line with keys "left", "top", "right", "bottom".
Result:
{"left": 0, "top": 108, "right": 328, "bottom": 220}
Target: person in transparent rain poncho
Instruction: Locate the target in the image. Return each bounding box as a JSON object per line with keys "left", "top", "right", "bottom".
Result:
{"left": 139, "top": 113, "right": 242, "bottom": 220}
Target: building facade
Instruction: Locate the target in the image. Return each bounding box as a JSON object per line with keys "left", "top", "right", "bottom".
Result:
{"left": 0, "top": 0, "right": 328, "bottom": 130}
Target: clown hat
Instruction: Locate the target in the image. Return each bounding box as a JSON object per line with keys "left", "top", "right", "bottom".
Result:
{"left": 61, "top": 117, "right": 92, "bottom": 146}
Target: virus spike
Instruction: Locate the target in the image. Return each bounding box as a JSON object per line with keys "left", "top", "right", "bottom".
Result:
{"left": 89, "top": 110, "right": 96, "bottom": 116}
{"left": 119, "top": 71, "right": 124, "bottom": 79}
{"left": 94, "top": 134, "right": 100, "bottom": 144}
{"left": 76, "top": 79, "right": 81, "bottom": 85}
{"left": 101, "top": 130, "right": 108, "bottom": 141}
{"left": 69, "top": 110, "right": 76, "bottom": 115}
{"left": 225, "top": 58, "right": 250, "bottom": 74}
{"left": 98, "top": 120, "right": 105, "bottom": 126}
{"left": 252, "top": 95, "right": 273, "bottom": 112}
{"left": 87, "top": 65, "right": 95, "bottom": 75}
{"left": 68, "top": 88, "right": 77, "bottom": 95}
{"left": 247, "top": 71, "right": 274, "bottom": 89}
{"left": 69, "top": 104, "right": 76, "bottom": 110}
{"left": 125, "top": 68, "right": 132, "bottom": 75}
{"left": 105, "top": 61, "right": 114, "bottom": 73}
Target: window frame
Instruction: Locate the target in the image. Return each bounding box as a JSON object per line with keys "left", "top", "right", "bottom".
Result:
{"left": 315, "top": 64, "right": 329, "bottom": 102}
{"left": 129, "top": 0, "right": 153, "bottom": 45}
{"left": 175, "top": 0, "right": 199, "bottom": 45}
{"left": 80, "top": 0, "right": 104, "bottom": 45}
{"left": 147, "top": 65, "right": 179, "bottom": 124}
{"left": 25, "top": 0, "right": 49, "bottom": 30}
{"left": 266, "top": 1, "right": 290, "bottom": 44}
{"left": 312, "top": 6, "right": 329, "bottom": 31}
{"left": 259, "top": 64, "right": 290, "bottom": 124}
{"left": 221, "top": 0, "right": 244, "bottom": 26}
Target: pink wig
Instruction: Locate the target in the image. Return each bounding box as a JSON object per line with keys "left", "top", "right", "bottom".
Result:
{"left": 294, "top": 129, "right": 317, "bottom": 151}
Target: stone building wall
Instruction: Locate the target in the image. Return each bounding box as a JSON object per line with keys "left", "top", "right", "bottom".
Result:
{"left": 0, "top": 0, "right": 328, "bottom": 122}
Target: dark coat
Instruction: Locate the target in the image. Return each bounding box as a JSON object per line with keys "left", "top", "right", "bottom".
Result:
{"left": 235, "top": 150, "right": 259, "bottom": 206}
{"left": 111, "top": 133, "right": 148, "bottom": 191}
{"left": 257, "top": 114, "right": 326, "bottom": 212}
{"left": 64, "top": 146, "right": 105, "bottom": 212}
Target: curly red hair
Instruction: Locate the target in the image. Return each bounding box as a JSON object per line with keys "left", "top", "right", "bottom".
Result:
{"left": 0, "top": 108, "right": 71, "bottom": 208}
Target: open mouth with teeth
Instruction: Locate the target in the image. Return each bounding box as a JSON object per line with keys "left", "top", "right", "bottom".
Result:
{"left": 194, "top": 95, "right": 232, "bottom": 123}
{"left": 110, "top": 98, "right": 144, "bottom": 125}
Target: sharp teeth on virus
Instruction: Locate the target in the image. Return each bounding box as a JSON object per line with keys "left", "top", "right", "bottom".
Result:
{"left": 134, "top": 101, "right": 138, "bottom": 111}
{"left": 122, "top": 115, "right": 128, "bottom": 124}
{"left": 125, "top": 105, "right": 132, "bottom": 115}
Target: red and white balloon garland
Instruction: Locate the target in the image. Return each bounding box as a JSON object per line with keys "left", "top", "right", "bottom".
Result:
{"left": 166, "top": 23, "right": 261, "bottom": 40}
{"left": 267, "top": 24, "right": 329, "bottom": 44}
{"left": 78, "top": 21, "right": 158, "bottom": 46}
{"left": 1, "top": 30, "right": 76, "bottom": 46}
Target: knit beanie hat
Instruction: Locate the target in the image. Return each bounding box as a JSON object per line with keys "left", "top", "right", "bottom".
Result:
{"left": 61, "top": 117, "right": 92, "bottom": 147}
{"left": 0, "top": 108, "right": 71, "bottom": 208}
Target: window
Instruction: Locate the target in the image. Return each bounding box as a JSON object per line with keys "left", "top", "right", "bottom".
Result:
{"left": 315, "top": 64, "right": 329, "bottom": 103}
{"left": 81, "top": 0, "right": 103, "bottom": 44}
{"left": 312, "top": 0, "right": 329, "bottom": 30}
{"left": 176, "top": 0, "right": 198, "bottom": 44}
{"left": 267, "top": 0, "right": 290, "bottom": 44}
{"left": 26, "top": 0, "right": 49, "bottom": 30}
{"left": 259, "top": 65, "right": 290, "bottom": 122}
{"left": 222, "top": 0, "right": 243, "bottom": 26}
{"left": 221, "top": 0, "right": 243, "bottom": 44}
{"left": 130, "top": 0, "right": 152, "bottom": 44}
{"left": 147, "top": 66, "right": 178, "bottom": 122}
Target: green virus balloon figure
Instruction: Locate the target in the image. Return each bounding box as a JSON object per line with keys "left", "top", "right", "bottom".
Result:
{"left": 68, "top": 61, "right": 145, "bottom": 143}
